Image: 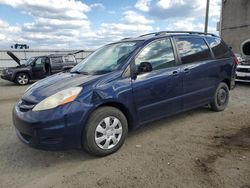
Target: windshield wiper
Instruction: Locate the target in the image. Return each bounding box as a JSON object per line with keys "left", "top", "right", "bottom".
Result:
{"left": 70, "top": 70, "right": 89, "bottom": 75}
{"left": 79, "top": 71, "right": 89, "bottom": 75}
{"left": 70, "top": 70, "right": 81, "bottom": 74}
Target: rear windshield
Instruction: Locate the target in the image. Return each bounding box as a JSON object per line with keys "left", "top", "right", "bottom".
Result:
{"left": 206, "top": 37, "right": 232, "bottom": 59}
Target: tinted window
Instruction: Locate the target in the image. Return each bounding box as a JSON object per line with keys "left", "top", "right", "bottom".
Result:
{"left": 51, "top": 57, "right": 63, "bottom": 64}
{"left": 35, "top": 57, "right": 45, "bottom": 67}
{"left": 64, "top": 55, "right": 76, "bottom": 63}
{"left": 206, "top": 37, "right": 231, "bottom": 59}
{"left": 176, "top": 38, "right": 212, "bottom": 64}
{"left": 135, "top": 38, "right": 175, "bottom": 71}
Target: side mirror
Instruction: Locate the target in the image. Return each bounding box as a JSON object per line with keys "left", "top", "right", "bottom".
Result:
{"left": 30, "top": 61, "right": 35, "bottom": 66}
{"left": 62, "top": 66, "right": 73, "bottom": 72}
{"left": 137, "top": 62, "right": 152, "bottom": 74}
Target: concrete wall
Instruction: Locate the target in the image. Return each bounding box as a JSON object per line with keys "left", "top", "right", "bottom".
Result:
{"left": 0, "top": 49, "right": 93, "bottom": 68}
{"left": 221, "top": 0, "right": 250, "bottom": 54}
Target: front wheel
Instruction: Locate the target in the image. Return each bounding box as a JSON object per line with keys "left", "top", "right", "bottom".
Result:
{"left": 15, "top": 73, "right": 30, "bottom": 85}
{"left": 82, "top": 107, "right": 128, "bottom": 156}
{"left": 210, "top": 82, "right": 229, "bottom": 112}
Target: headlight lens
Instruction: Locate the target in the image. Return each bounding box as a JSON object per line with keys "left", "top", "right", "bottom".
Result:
{"left": 5, "top": 69, "right": 12, "bottom": 74}
{"left": 32, "top": 87, "right": 82, "bottom": 111}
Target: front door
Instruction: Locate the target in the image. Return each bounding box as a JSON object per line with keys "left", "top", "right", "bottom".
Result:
{"left": 132, "top": 38, "right": 182, "bottom": 124}
{"left": 32, "top": 57, "right": 46, "bottom": 79}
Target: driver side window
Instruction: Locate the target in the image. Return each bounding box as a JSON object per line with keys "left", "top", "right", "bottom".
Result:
{"left": 35, "top": 57, "right": 45, "bottom": 67}
{"left": 135, "top": 38, "right": 175, "bottom": 71}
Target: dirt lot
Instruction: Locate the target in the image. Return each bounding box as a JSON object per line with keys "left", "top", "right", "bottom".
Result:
{"left": 0, "top": 79, "right": 249, "bottom": 188}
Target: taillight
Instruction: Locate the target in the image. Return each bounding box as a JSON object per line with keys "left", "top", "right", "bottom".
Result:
{"left": 233, "top": 55, "right": 240, "bottom": 65}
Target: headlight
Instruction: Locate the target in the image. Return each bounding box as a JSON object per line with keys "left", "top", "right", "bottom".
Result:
{"left": 5, "top": 69, "right": 12, "bottom": 74}
{"left": 32, "top": 87, "right": 82, "bottom": 111}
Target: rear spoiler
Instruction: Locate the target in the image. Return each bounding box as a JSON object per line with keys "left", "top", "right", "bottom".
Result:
{"left": 7, "top": 51, "right": 21, "bottom": 65}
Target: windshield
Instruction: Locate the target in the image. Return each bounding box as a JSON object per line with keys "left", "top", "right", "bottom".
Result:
{"left": 71, "top": 42, "right": 139, "bottom": 75}
{"left": 23, "top": 57, "right": 35, "bottom": 65}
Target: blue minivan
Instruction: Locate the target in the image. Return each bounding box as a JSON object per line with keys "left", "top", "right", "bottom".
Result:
{"left": 13, "top": 31, "right": 237, "bottom": 156}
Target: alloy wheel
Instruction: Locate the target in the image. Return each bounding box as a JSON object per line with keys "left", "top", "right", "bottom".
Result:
{"left": 18, "top": 74, "right": 28, "bottom": 85}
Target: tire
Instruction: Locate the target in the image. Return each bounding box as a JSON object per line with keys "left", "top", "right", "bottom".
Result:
{"left": 15, "top": 73, "right": 30, "bottom": 85}
{"left": 82, "top": 107, "right": 128, "bottom": 156}
{"left": 210, "top": 82, "right": 229, "bottom": 112}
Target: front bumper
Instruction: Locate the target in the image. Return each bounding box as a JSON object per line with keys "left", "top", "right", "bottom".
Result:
{"left": 13, "top": 100, "right": 93, "bottom": 150}
{"left": 1, "top": 73, "right": 13, "bottom": 81}
{"left": 236, "top": 65, "right": 250, "bottom": 82}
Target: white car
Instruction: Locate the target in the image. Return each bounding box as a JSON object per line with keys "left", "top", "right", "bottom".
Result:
{"left": 236, "top": 56, "right": 250, "bottom": 82}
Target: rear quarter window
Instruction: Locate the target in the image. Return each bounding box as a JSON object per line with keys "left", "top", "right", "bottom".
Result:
{"left": 206, "top": 37, "right": 231, "bottom": 59}
{"left": 64, "top": 55, "right": 76, "bottom": 63}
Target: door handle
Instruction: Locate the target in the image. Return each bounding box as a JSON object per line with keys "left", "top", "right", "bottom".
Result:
{"left": 183, "top": 68, "right": 190, "bottom": 73}
{"left": 172, "top": 71, "right": 179, "bottom": 76}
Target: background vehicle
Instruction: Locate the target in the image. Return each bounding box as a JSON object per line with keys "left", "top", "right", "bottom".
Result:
{"left": 13, "top": 31, "right": 237, "bottom": 156}
{"left": 235, "top": 54, "right": 250, "bottom": 82}
{"left": 1, "top": 51, "right": 79, "bottom": 85}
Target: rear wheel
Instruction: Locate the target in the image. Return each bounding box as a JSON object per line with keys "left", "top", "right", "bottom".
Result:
{"left": 82, "top": 107, "right": 128, "bottom": 156}
{"left": 15, "top": 73, "right": 30, "bottom": 85}
{"left": 210, "top": 82, "right": 229, "bottom": 112}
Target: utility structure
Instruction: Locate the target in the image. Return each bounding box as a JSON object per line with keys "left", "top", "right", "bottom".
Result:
{"left": 204, "top": 0, "right": 210, "bottom": 33}
{"left": 221, "top": 0, "right": 250, "bottom": 55}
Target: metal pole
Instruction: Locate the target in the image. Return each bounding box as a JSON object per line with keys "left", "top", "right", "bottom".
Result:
{"left": 219, "top": 0, "right": 223, "bottom": 36}
{"left": 204, "top": 0, "right": 210, "bottom": 33}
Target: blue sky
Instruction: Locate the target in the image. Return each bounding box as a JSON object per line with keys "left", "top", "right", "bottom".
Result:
{"left": 0, "top": 0, "right": 221, "bottom": 49}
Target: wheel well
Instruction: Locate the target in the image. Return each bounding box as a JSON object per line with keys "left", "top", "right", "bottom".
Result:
{"left": 15, "top": 72, "right": 30, "bottom": 79}
{"left": 222, "top": 79, "right": 230, "bottom": 90}
{"left": 99, "top": 102, "right": 133, "bottom": 130}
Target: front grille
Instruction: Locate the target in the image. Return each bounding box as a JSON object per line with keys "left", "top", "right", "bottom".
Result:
{"left": 236, "top": 76, "right": 250, "bottom": 80}
{"left": 237, "top": 68, "right": 250, "bottom": 73}
{"left": 18, "top": 99, "right": 36, "bottom": 112}
{"left": 1, "top": 69, "right": 6, "bottom": 75}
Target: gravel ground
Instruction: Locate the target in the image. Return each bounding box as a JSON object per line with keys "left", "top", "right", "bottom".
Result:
{"left": 0, "top": 79, "right": 249, "bottom": 188}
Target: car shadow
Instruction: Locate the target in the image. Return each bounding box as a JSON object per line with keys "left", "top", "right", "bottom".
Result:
{"left": 3, "top": 141, "right": 94, "bottom": 170}
{"left": 3, "top": 106, "right": 213, "bottom": 172}
{"left": 128, "top": 106, "right": 213, "bottom": 138}
{"left": 0, "top": 80, "right": 35, "bottom": 87}
{"left": 235, "top": 82, "right": 250, "bottom": 88}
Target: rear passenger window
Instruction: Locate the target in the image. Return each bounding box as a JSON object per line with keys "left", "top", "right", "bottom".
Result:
{"left": 206, "top": 37, "right": 231, "bottom": 59}
{"left": 135, "top": 38, "right": 175, "bottom": 71}
{"left": 50, "top": 57, "right": 63, "bottom": 64}
{"left": 175, "top": 38, "right": 212, "bottom": 64}
{"left": 64, "top": 55, "right": 76, "bottom": 63}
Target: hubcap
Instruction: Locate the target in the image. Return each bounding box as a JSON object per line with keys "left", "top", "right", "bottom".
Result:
{"left": 18, "top": 75, "right": 28, "bottom": 85}
{"left": 95, "top": 116, "right": 122, "bottom": 150}
{"left": 217, "top": 88, "right": 227, "bottom": 106}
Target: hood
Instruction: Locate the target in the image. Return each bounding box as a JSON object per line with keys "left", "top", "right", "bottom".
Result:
{"left": 7, "top": 51, "right": 21, "bottom": 66}
{"left": 7, "top": 64, "right": 29, "bottom": 70}
{"left": 22, "top": 72, "right": 103, "bottom": 103}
